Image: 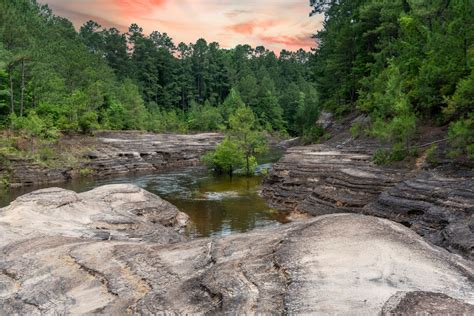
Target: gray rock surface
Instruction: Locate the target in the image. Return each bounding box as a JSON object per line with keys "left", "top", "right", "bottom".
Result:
{"left": 6, "top": 132, "right": 222, "bottom": 187}
{"left": 262, "top": 144, "right": 404, "bottom": 214}
{"left": 0, "top": 186, "right": 473, "bottom": 314}
{"left": 364, "top": 171, "right": 474, "bottom": 260}
{"left": 382, "top": 291, "right": 474, "bottom": 315}
{"left": 86, "top": 132, "right": 222, "bottom": 178}
{"left": 262, "top": 143, "right": 473, "bottom": 259}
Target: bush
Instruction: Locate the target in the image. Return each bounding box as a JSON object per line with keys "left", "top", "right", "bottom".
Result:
{"left": 188, "top": 101, "right": 223, "bottom": 131}
{"left": 203, "top": 137, "right": 244, "bottom": 177}
{"left": 9, "top": 111, "right": 60, "bottom": 140}
{"left": 447, "top": 114, "right": 474, "bottom": 160}
{"left": 78, "top": 111, "right": 99, "bottom": 134}
{"left": 302, "top": 125, "right": 324, "bottom": 144}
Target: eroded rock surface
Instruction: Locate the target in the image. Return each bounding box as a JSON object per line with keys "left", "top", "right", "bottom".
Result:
{"left": 262, "top": 144, "right": 405, "bottom": 214}
{"left": 6, "top": 132, "right": 222, "bottom": 187}
{"left": 364, "top": 171, "right": 474, "bottom": 260}
{"left": 382, "top": 291, "right": 474, "bottom": 315}
{"left": 0, "top": 186, "right": 473, "bottom": 314}
{"left": 262, "top": 143, "right": 473, "bottom": 259}
{"left": 86, "top": 132, "right": 222, "bottom": 178}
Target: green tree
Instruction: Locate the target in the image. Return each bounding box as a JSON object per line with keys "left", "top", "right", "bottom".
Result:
{"left": 203, "top": 137, "right": 244, "bottom": 178}
{"left": 228, "top": 105, "right": 267, "bottom": 176}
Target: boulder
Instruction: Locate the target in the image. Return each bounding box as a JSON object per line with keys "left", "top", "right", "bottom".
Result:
{"left": 0, "top": 186, "right": 472, "bottom": 314}
{"left": 364, "top": 171, "right": 474, "bottom": 260}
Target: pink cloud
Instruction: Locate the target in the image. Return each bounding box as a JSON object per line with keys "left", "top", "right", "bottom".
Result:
{"left": 260, "top": 34, "right": 315, "bottom": 51}
{"left": 42, "top": 0, "right": 322, "bottom": 52}
{"left": 226, "top": 20, "right": 278, "bottom": 35}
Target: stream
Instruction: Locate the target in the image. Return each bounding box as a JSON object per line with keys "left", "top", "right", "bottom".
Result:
{"left": 0, "top": 149, "right": 288, "bottom": 238}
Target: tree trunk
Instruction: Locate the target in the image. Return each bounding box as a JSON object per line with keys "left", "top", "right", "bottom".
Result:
{"left": 20, "top": 59, "right": 25, "bottom": 117}
{"left": 8, "top": 65, "right": 14, "bottom": 115}
{"left": 246, "top": 155, "right": 250, "bottom": 176}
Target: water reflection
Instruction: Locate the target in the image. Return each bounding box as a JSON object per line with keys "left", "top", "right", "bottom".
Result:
{"left": 1, "top": 149, "right": 288, "bottom": 238}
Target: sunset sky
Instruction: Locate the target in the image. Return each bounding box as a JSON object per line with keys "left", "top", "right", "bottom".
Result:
{"left": 42, "top": 0, "right": 323, "bottom": 52}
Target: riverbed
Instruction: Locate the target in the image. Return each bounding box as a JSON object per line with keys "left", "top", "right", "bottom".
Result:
{"left": 0, "top": 149, "right": 287, "bottom": 238}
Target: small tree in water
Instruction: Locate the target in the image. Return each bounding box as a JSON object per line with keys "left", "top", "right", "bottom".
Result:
{"left": 228, "top": 105, "right": 267, "bottom": 176}
{"left": 203, "top": 137, "right": 244, "bottom": 178}
{"left": 204, "top": 104, "right": 267, "bottom": 177}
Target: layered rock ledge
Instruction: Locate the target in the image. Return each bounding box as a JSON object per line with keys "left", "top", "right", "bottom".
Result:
{"left": 262, "top": 144, "right": 474, "bottom": 260}
{"left": 1, "top": 185, "right": 473, "bottom": 314}
{"left": 5, "top": 132, "right": 222, "bottom": 187}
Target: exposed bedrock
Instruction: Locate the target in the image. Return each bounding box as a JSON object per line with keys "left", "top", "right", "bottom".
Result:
{"left": 0, "top": 186, "right": 473, "bottom": 314}
{"left": 262, "top": 145, "right": 474, "bottom": 259}
{"left": 364, "top": 171, "right": 474, "bottom": 260}
{"left": 262, "top": 144, "right": 405, "bottom": 214}
{"left": 6, "top": 132, "right": 222, "bottom": 187}
{"left": 85, "top": 132, "right": 222, "bottom": 178}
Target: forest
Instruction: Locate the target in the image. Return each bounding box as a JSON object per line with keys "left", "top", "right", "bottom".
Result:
{"left": 0, "top": 0, "right": 473, "bottom": 162}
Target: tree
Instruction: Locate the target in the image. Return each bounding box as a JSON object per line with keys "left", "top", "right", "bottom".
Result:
{"left": 228, "top": 105, "right": 267, "bottom": 176}
{"left": 203, "top": 137, "right": 244, "bottom": 178}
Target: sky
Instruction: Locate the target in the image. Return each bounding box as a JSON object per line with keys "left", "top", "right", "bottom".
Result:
{"left": 42, "top": 0, "right": 323, "bottom": 52}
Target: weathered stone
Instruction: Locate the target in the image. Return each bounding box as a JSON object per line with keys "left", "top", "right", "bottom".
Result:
{"left": 263, "top": 133, "right": 474, "bottom": 260}
{"left": 317, "top": 111, "right": 333, "bottom": 129}
{"left": 0, "top": 187, "right": 472, "bottom": 314}
{"left": 262, "top": 144, "right": 404, "bottom": 214}
{"left": 364, "top": 171, "right": 474, "bottom": 260}
{"left": 382, "top": 291, "right": 474, "bottom": 315}
{"left": 6, "top": 132, "right": 222, "bottom": 187}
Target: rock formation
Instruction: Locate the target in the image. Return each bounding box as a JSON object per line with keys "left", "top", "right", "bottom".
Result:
{"left": 6, "top": 132, "right": 222, "bottom": 187}
{"left": 364, "top": 171, "right": 474, "bottom": 260}
{"left": 1, "top": 185, "right": 473, "bottom": 314}
{"left": 262, "top": 144, "right": 405, "bottom": 214}
{"left": 262, "top": 142, "right": 474, "bottom": 259}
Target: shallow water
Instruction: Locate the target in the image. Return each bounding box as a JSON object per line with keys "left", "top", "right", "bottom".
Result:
{"left": 0, "top": 149, "right": 287, "bottom": 238}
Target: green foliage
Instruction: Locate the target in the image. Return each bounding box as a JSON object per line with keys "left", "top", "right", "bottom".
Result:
{"left": 350, "top": 122, "right": 363, "bottom": 139}
{"left": 425, "top": 145, "right": 439, "bottom": 166}
{"left": 301, "top": 125, "right": 325, "bottom": 145}
{"left": 203, "top": 137, "right": 244, "bottom": 177}
{"left": 0, "top": 1, "right": 315, "bottom": 137}
{"left": 205, "top": 103, "right": 268, "bottom": 177}
{"left": 78, "top": 111, "right": 99, "bottom": 134}
{"left": 188, "top": 101, "right": 223, "bottom": 131}
{"left": 228, "top": 105, "right": 268, "bottom": 176}
{"left": 9, "top": 111, "right": 59, "bottom": 139}
{"left": 312, "top": 0, "right": 474, "bottom": 160}
{"left": 447, "top": 114, "right": 474, "bottom": 160}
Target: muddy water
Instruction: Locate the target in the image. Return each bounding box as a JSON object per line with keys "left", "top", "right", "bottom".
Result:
{"left": 0, "top": 149, "right": 287, "bottom": 238}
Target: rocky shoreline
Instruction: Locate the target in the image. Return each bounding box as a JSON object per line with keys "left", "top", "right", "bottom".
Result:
{"left": 1, "top": 184, "right": 473, "bottom": 314}
{"left": 262, "top": 112, "right": 473, "bottom": 260}
{"left": 2, "top": 131, "right": 222, "bottom": 188}
{"left": 0, "top": 125, "right": 473, "bottom": 313}
{"left": 262, "top": 144, "right": 474, "bottom": 260}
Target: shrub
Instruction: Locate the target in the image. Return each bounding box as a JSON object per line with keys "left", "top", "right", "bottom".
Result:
{"left": 78, "top": 111, "right": 99, "bottom": 134}
{"left": 447, "top": 114, "right": 474, "bottom": 160}
{"left": 302, "top": 125, "right": 324, "bottom": 144}
{"left": 188, "top": 101, "right": 223, "bottom": 131}
{"left": 203, "top": 137, "right": 244, "bottom": 177}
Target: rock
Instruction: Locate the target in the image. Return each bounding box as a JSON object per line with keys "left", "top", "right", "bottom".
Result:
{"left": 6, "top": 132, "right": 223, "bottom": 187}
{"left": 262, "top": 144, "right": 404, "bottom": 214}
{"left": 317, "top": 111, "right": 333, "bottom": 129}
{"left": 84, "top": 132, "right": 222, "bottom": 179}
{"left": 262, "top": 142, "right": 473, "bottom": 260}
{"left": 277, "top": 137, "right": 301, "bottom": 148}
{"left": 364, "top": 171, "right": 474, "bottom": 260}
{"left": 0, "top": 184, "right": 189, "bottom": 246}
{"left": 0, "top": 187, "right": 473, "bottom": 314}
{"left": 382, "top": 291, "right": 474, "bottom": 315}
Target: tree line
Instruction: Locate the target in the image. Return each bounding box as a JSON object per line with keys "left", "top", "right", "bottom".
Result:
{"left": 0, "top": 0, "right": 318, "bottom": 139}
{"left": 310, "top": 0, "right": 473, "bottom": 161}
{"left": 1, "top": 0, "right": 472, "bottom": 164}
